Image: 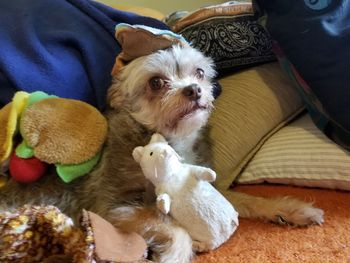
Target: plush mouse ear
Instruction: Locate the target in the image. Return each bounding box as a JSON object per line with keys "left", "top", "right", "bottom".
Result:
{"left": 132, "top": 146, "right": 144, "bottom": 163}
{"left": 82, "top": 210, "right": 147, "bottom": 263}
{"left": 150, "top": 133, "right": 167, "bottom": 144}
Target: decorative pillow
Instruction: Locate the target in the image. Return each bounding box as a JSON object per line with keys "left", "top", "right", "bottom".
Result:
{"left": 209, "top": 62, "right": 304, "bottom": 190}
{"left": 237, "top": 113, "right": 350, "bottom": 191}
{"left": 254, "top": 0, "right": 350, "bottom": 150}
{"left": 165, "top": 1, "right": 276, "bottom": 75}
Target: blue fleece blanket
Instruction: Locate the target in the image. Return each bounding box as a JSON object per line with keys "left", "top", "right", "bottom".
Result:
{"left": 0, "top": 0, "right": 168, "bottom": 110}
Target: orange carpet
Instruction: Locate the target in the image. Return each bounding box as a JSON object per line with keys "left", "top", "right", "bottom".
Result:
{"left": 194, "top": 184, "right": 350, "bottom": 263}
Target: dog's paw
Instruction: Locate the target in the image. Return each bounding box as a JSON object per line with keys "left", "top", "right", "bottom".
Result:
{"left": 192, "top": 241, "right": 211, "bottom": 253}
{"left": 274, "top": 201, "right": 324, "bottom": 226}
{"left": 201, "top": 168, "right": 216, "bottom": 182}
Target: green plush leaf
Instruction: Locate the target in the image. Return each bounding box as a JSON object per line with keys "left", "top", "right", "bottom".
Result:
{"left": 56, "top": 152, "right": 101, "bottom": 183}
{"left": 15, "top": 140, "right": 34, "bottom": 158}
{"left": 26, "top": 91, "right": 58, "bottom": 108}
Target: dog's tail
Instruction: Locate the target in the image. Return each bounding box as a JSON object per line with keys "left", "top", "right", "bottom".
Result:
{"left": 107, "top": 205, "right": 193, "bottom": 263}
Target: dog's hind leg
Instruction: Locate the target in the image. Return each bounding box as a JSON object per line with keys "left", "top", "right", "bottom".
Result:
{"left": 222, "top": 191, "right": 324, "bottom": 226}
{"left": 107, "top": 205, "right": 193, "bottom": 263}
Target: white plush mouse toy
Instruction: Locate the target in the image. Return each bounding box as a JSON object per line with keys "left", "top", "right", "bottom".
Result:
{"left": 132, "top": 133, "right": 239, "bottom": 252}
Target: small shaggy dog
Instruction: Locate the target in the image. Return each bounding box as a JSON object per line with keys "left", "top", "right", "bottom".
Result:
{"left": 0, "top": 45, "right": 324, "bottom": 262}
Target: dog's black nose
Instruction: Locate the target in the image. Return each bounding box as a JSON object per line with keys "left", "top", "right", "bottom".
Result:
{"left": 182, "top": 84, "right": 202, "bottom": 101}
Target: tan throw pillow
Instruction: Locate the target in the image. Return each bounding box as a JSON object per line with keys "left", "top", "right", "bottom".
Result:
{"left": 237, "top": 113, "right": 350, "bottom": 190}
{"left": 210, "top": 62, "right": 304, "bottom": 190}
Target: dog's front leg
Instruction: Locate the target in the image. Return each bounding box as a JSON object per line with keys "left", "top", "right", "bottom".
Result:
{"left": 107, "top": 205, "right": 193, "bottom": 263}
{"left": 222, "top": 190, "right": 324, "bottom": 226}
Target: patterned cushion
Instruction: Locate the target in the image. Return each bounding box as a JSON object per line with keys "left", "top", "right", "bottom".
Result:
{"left": 237, "top": 113, "right": 350, "bottom": 191}
{"left": 166, "top": 1, "right": 276, "bottom": 75}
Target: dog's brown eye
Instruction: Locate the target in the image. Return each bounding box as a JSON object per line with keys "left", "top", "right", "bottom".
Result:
{"left": 195, "top": 68, "right": 204, "bottom": 80}
{"left": 149, "top": 77, "right": 164, "bottom": 90}
{"left": 150, "top": 152, "right": 153, "bottom": 156}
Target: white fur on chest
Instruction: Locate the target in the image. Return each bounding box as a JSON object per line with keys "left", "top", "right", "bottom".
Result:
{"left": 168, "top": 132, "right": 199, "bottom": 165}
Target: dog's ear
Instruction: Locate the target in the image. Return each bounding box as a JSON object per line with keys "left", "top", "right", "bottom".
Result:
{"left": 107, "top": 86, "right": 124, "bottom": 109}
{"left": 132, "top": 146, "right": 144, "bottom": 163}
{"left": 111, "top": 55, "right": 127, "bottom": 77}
{"left": 212, "top": 80, "right": 222, "bottom": 99}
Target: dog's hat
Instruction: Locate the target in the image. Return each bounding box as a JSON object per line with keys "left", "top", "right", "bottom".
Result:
{"left": 111, "top": 23, "right": 189, "bottom": 76}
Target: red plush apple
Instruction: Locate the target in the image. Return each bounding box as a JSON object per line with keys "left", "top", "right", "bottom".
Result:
{"left": 9, "top": 153, "right": 48, "bottom": 183}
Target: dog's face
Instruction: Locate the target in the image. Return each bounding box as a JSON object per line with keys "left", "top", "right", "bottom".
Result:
{"left": 108, "top": 45, "right": 216, "bottom": 138}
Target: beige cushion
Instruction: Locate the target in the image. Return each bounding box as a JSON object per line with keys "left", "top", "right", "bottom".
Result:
{"left": 210, "top": 62, "right": 304, "bottom": 190}
{"left": 237, "top": 113, "right": 350, "bottom": 190}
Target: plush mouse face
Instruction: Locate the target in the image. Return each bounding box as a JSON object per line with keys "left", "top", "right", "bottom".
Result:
{"left": 133, "top": 133, "right": 181, "bottom": 184}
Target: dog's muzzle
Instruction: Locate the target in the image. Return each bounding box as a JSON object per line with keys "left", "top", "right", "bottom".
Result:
{"left": 182, "top": 84, "right": 202, "bottom": 101}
